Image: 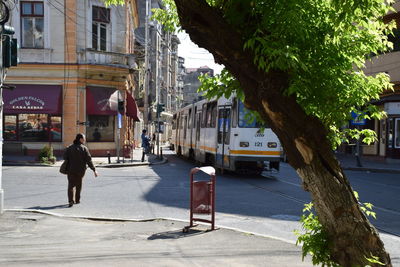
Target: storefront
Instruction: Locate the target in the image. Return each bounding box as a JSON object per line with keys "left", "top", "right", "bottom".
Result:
{"left": 383, "top": 101, "right": 400, "bottom": 159}
{"left": 86, "top": 86, "right": 118, "bottom": 143}
{"left": 3, "top": 84, "right": 62, "bottom": 154}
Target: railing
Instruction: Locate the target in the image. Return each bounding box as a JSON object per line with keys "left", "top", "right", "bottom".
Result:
{"left": 78, "top": 48, "right": 135, "bottom": 68}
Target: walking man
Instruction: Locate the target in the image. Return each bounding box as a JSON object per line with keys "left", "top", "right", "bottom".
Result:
{"left": 64, "top": 133, "right": 98, "bottom": 207}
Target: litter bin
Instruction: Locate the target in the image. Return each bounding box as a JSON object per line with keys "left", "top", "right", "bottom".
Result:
{"left": 183, "top": 166, "right": 216, "bottom": 232}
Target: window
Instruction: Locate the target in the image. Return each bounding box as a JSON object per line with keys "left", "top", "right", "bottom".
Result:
{"left": 388, "top": 29, "right": 400, "bottom": 52}
{"left": 238, "top": 100, "right": 265, "bottom": 128}
{"left": 87, "top": 115, "right": 115, "bottom": 142}
{"left": 3, "top": 114, "right": 62, "bottom": 142}
{"left": 231, "top": 98, "right": 238, "bottom": 128}
{"left": 201, "top": 103, "right": 207, "bottom": 128}
{"left": 92, "top": 6, "right": 110, "bottom": 51}
{"left": 4, "top": 115, "right": 17, "bottom": 141}
{"left": 188, "top": 109, "right": 192, "bottom": 129}
{"left": 21, "top": 1, "right": 44, "bottom": 48}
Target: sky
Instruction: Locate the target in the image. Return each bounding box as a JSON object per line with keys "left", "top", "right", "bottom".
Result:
{"left": 177, "top": 31, "right": 224, "bottom": 75}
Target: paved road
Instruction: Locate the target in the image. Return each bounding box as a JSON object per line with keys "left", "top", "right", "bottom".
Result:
{"left": 2, "top": 150, "right": 400, "bottom": 265}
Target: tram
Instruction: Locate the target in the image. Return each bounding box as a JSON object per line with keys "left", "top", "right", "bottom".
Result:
{"left": 170, "top": 96, "right": 282, "bottom": 173}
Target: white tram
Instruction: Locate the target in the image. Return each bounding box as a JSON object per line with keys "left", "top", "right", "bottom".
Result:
{"left": 170, "top": 96, "right": 282, "bottom": 173}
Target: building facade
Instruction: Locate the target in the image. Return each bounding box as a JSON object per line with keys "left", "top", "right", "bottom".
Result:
{"left": 360, "top": 1, "right": 400, "bottom": 160}
{"left": 182, "top": 66, "right": 213, "bottom": 107}
{"left": 134, "top": 0, "right": 180, "bottom": 144}
{"left": 3, "top": 0, "right": 140, "bottom": 157}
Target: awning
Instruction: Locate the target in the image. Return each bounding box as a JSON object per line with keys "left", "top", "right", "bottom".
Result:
{"left": 3, "top": 84, "right": 62, "bottom": 114}
{"left": 126, "top": 92, "right": 140, "bottom": 121}
{"left": 86, "top": 87, "right": 118, "bottom": 115}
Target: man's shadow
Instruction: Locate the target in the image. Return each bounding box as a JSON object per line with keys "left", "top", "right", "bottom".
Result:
{"left": 28, "top": 204, "right": 70, "bottom": 210}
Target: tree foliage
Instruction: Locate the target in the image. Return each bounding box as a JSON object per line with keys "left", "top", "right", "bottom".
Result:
{"left": 153, "top": 0, "right": 395, "bottom": 149}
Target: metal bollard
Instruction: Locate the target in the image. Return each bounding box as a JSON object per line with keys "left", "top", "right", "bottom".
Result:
{"left": 107, "top": 151, "right": 111, "bottom": 164}
{"left": 160, "top": 147, "right": 163, "bottom": 160}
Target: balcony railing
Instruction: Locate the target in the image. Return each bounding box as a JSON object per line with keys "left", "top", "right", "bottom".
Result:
{"left": 78, "top": 48, "right": 136, "bottom": 69}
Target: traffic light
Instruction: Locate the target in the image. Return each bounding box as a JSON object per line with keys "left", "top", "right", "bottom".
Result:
{"left": 118, "top": 100, "right": 124, "bottom": 113}
{"left": 2, "top": 25, "right": 18, "bottom": 68}
{"left": 156, "top": 103, "right": 165, "bottom": 115}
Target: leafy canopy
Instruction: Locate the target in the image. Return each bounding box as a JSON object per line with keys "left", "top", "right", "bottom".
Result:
{"left": 109, "top": 0, "right": 395, "bottom": 147}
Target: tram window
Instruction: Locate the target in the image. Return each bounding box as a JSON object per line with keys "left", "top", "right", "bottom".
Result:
{"left": 184, "top": 116, "right": 187, "bottom": 138}
{"left": 197, "top": 113, "right": 201, "bottom": 141}
{"left": 225, "top": 109, "right": 231, "bottom": 145}
{"left": 218, "top": 109, "right": 223, "bottom": 143}
{"left": 201, "top": 103, "right": 207, "bottom": 128}
{"left": 172, "top": 114, "right": 176, "bottom": 130}
{"left": 231, "top": 98, "right": 238, "bottom": 128}
{"left": 211, "top": 104, "right": 217, "bottom": 128}
{"left": 188, "top": 109, "right": 192, "bottom": 129}
{"left": 238, "top": 100, "right": 263, "bottom": 128}
{"left": 208, "top": 103, "right": 212, "bottom": 128}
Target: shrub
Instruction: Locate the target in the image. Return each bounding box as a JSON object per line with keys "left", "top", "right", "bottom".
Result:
{"left": 38, "top": 145, "right": 56, "bottom": 164}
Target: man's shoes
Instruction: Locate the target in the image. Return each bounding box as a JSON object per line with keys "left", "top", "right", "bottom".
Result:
{"left": 68, "top": 202, "right": 73, "bottom": 207}
{"left": 75, "top": 201, "right": 80, "bottom": 204}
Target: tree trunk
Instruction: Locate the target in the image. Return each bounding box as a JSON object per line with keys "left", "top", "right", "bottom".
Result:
{"left": 174, "top": 0, "right": 392, "bottom": 266}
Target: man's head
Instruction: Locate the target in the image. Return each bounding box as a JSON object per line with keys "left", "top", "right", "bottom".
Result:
{"left": 75, "top": 133, "right": 86, "bottom": 144}
{"left": 142, "top": 129, "right": 147, "bottom": 134}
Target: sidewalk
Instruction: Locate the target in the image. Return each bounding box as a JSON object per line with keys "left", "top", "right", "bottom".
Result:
{"left": 335, "top": 152, "right": 400, "bottom": 174}
{"left": 2, "top": 147, "right": 167, "bottom": 168}
{"left": 0, "top": 210, "right": 311, "bottom": 266}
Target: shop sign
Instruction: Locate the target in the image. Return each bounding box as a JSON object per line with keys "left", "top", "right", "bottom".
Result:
{"left": 8, "top": 96, "right": 45, "bottom": 110}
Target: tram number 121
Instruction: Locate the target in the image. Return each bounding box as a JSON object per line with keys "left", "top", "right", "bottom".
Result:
{"left": 255, "top": 142, "right": 263, "bottom": 147}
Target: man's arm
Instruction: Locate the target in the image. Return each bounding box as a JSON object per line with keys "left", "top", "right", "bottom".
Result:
{"left": 85, "top": 148, "right": 98, "bottom": 177}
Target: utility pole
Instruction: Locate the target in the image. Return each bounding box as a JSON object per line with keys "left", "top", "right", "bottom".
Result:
{"left": 143, "top": 0, "right": 150, "bottom": 130}
{"left": 0, "top": 27, "right": 3, "bottom": 214}
{"left": 155, "top": 32, "right": 160, "bottom": 158}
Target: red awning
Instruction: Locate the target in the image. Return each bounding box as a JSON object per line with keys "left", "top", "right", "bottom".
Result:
{"left": 126, "top": 92, "right": 140, "bottom": 121}
{"left": 3, "top": 84, "right": 62, "bottom": 114}
{"left": 86, "top": 87, "right": 118, "bottom": 115}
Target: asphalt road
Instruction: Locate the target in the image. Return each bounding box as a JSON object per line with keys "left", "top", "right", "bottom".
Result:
{"left": 2, "top": 150, "right": 400, "bottom": 265}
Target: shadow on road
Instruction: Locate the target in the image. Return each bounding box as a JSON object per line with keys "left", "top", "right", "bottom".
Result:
{"left": 148, "top": 228, "right": 208, "bottom": 240}
{"left": 145, "top": 151, "right": 309, "bottom": 222}
{"left": 28, "top": 204, "right": 70, "bottom": 210}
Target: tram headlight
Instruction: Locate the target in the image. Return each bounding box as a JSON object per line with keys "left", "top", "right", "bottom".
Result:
{"left": 267, "top": 142, "right": 277, "bottom": 148}
{"left": 240, "top": 142, "right": 249, "bottom": 147}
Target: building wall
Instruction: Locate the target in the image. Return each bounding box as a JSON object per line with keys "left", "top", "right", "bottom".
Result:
{"left": 4, "top": 0, "right": 139, "bottom": 157}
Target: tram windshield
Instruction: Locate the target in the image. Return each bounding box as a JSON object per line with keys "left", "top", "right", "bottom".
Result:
{"left": 238, "top": 100, "right": 263, "bottom": 128}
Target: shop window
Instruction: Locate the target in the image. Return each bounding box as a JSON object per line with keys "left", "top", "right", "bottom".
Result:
{"left": 92, "top": 6, "right": 110, "bottom": 51}
{"left": 50, "top": 116, "right": 62, "bottom": 141}
{"left": 3, "top": 114, "right": 61, "bottom": 142}
{"left": 4, "top": 115, "right": 17, "bottom": 141}
{"left": 87, "top": 115, "right": 115, "bottom": 142}
{"left": 19, "top": 114, "right": 48, "bottom": 141}
{"left": 395, "top": 118, "right": 400, "bottom": 148}
{"left": 21, "top": 1, "right": 44, "bottom": 48}
{"left": 388, "top": 119, "right": 394, "bottom": 148}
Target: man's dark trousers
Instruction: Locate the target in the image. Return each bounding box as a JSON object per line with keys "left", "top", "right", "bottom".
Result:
{"left": 67, "top": 173, "right": 84, "bottom": 203}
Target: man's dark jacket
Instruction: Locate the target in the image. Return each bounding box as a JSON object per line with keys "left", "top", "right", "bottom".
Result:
{"left": 63, "top": 143, "right": 96, "bottom": 176}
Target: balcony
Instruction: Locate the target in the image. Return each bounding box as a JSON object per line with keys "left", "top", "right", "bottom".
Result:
{"left": 78, "top": 48, "right": 136, "bottom": 69}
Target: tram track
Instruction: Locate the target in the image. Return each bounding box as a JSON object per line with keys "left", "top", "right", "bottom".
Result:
{"left": 238, "top": 177, "right": 400, "bottom": 238}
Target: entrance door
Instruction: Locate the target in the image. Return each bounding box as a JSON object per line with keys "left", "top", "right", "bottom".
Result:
{"left": 386, "top": 117, "right": 400, "bottom": 159}
{"left": 216, "top": 107, "right": 231, "bottom": 168}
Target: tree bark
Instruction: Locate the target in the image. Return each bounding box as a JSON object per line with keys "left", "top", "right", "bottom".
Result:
{"left": 174, "top": 0, "right": 392, "bottom": 266}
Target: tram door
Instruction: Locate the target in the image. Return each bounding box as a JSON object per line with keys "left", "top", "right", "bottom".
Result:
{"left": 216, "top": 107, "right": 231, "bottom": 168}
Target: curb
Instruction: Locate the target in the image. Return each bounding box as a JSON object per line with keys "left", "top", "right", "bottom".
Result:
{"left": 2, "top": 162, "right": 54, "bottom": 167}
{"left": 97, "top": 157, "right": 168, "bottom": 168}
{"left": 2, "top": 157, "right": 168, "bottom": 168}
{"left": 342, "top": 167, "right": 400, "bottom": 174}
